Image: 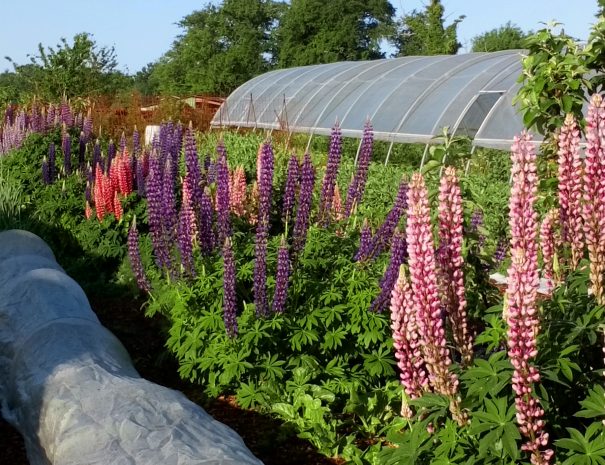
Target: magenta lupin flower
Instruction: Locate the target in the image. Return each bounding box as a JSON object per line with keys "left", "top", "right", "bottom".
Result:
{"left": 272, "top": 236, "right": 291, "bottom": 314}
{"left": 557, "top": 113, "right": 584, "bottom": 269}
{"left": 583, "top": 95, "right": 605, "bottom": 304}
{"left": 540, "top": 209, "right": 560, "bottom": 291}
{"left": 437, "top": 166, "right": 472, "bottom": 366}
{"left": 406, "top": 172, "right": 464, "bottom": 424}
{"left": 128, "top": 217, "right": 151, "bottom": 293}
{"left": 506, "top": 131, "right": 553, "bottom": 465}
{"left": 229, "top": 166, "right": 247, "bottom": 217}
{"left": 222, "top": 238, "right": 238, "bottom": 338}
{"left": 390, "top": 265, "right": 429, "bottom": 417}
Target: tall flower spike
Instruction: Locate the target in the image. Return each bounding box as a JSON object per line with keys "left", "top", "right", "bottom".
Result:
{"left": 583, "top": 95, "right": 605, "bottom": 304}
{"left": 318, "top": 123, "right": 343, "bottom": 226}
{"left": 407, "top": 172, "right": 465, "bottom": 425}
{"left": 557, "top": 113, "right": 584, "bottom": 269}
{"left": 355, "top": 219, "right": 373, "bottom": 262}
{"left": 216, "top": 142, "right": 232, "bottom": 245}
{"left": 292, "top": 153, "right": 316, "bottom": 260}
{"left": 367, "top": 179, "right": 408, "bottom": 259}
{"left": 437, "top": 166, "right": 473, "bottom": 366}
{"left": 178, "top": 178, "right": 197, "bottom": 277}
{"left": 272, "top": 236, "right": 291, "bottom": 314}
{"left": 345, "top": 120, "right": 374, "bottom": 218}
{"left": 229, "top": 166, "right": 247, "bottom": 217}
{"left": 128, "top": 217, "right": 151, "bottom": 293}
{"left": 254, "top": 141, "right": 275, "bottom": 317}
{"left": 223, "top": 238, "right": 238, "bottom": 338}
{"left": 507, "top": 131, "right": 553, "bottom": 465}
{"left": 370, "top": 229, "right": 407, "bottom": 313}
{"left": 390, "top": 265, "right": 429, "bottom": 417}
{"left": 540, "top": 209, "right": 560, "bottom": 292}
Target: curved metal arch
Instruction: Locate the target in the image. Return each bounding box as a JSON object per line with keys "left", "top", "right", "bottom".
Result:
{"left": 387, "top": 53, "right": 500, "bottom": 138}
{"left": 432, "top": 53, "right": 522, "bottom": 138}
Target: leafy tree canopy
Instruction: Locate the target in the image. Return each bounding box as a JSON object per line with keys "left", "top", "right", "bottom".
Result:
{"left": 391, "top": 0, "right": 464, "bottom": 56}
{"left": 6, "top": 32, "right": 129, "bottom": 101}
{"left": 151, "top": 0, "right": 285, "bottom": 96}
{"left": 276, "top": 0, "right": 395, "bottom": 67}
{"left": 471, "top": 22, "right": 529, "bottom": 52}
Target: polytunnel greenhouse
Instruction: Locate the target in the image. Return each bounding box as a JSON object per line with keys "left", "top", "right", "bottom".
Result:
{"left": 211, "top": 49, "right": 536, "bottom": 152}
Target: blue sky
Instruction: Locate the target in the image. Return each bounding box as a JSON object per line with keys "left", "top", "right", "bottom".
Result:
{"left": 0, "top": 0, "right": 599, "bottom": 74}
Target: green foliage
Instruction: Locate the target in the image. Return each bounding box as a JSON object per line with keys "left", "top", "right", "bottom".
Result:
{"left": 514, "top": 22, "right": 588, "bottom": 138}
{"left": 276, "top": 0, "right": 395, "bottom": 67}
{"left": 6, "top": 33, "right": 130, "bottom": 100}
{"left": 0, "top": 167, "right": 25, "bottom": 230}
{"left": 151, "top": 0, "right": 283, "bottom": 96}
{"left": 391, "top": 0, "right": 464, "bottom": 57}
{"left": 0, "top": 130, "right": 142, "bottom": 293}
{"left": 471, "top": 22, "right": 530, "bottom": 52}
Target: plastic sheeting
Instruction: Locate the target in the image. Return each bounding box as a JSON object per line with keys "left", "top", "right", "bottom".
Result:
{"left": 0, "top": 230, "right": 263, "bottom": 465}
{"left": 211, "top": 50, "right": 536, "bottom": 150}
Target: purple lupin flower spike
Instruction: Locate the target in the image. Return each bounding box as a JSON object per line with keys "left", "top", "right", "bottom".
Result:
{"left": 345, "top": 121, "right": 374, "bottom": 218}
{"left": 199, "top": 188, "right": 216, "bottom": 255}
{"left": 184, "top": 125, "right": 203, "bottom": 207}
{"left": 147, "top": 151, "right": 171, "bottom": 270}
{"left": 128, "top": 217, "right": 151, "bottom": 293}
{"left": 78, "top": 131, "right": 86, "bottom": 169}
{"left": 48, "top": 142, "right": 56, "bottom": 182}
{"left": 83, "top": 114, "right": 93, "bottom": 143}
{"left": 318, "top": 123, "right": 343, "bottom": 226}
{"left": 60, "top": 98, "right": 73, "bottom": 127}
{"left": 470, "top": 210, "right": 483, "bottom": 232}
{"left": 254, "top": 142, "right": 275, "bottom": 317}
{"left": 107, "top": 139, "right": 116, "bottom": 174}
{"left": 119, "top": 132, "right": 127, "bottom": 154}
{"left": 177, "top": 179, "right": 196, "bottom": 277}
{"left": 354, "top": 219, "right": 373, "bottom": 262}
{"left": 272, "top": 236, "right": 291, "bottom": 314}
{"left": 62, "top": 131, "right": 72, "bottom": 175}
{"left": 292, "top": 152, "right": 316, "bottom": 260}
{"left": 42, "top": 157, "right": 50, "bottom": 184}
{"left": 370, "top": 229, "right": 407, "bottom": 312}
{"left": 222, "top": 238, "right": 238, "bottom": 338}
{"left": 85, "top": 178, "right": 92, "bottom": 204}
{"left": 368, "top": 179, "right": 408, "bottom": 259}
{"left": 282, "top": 153, "right": 300, "bottom": 225}
{"left": 92, "top": 140, "right": 102, "bottom": 176}
{"left": 162, "top": 158, "right": 178, "bottom": 261}
{"left": 493, "top": 238, "right": 508, "bottom": 265}
{"left": 216, "top": 141, "right": 231, "bottom": 245}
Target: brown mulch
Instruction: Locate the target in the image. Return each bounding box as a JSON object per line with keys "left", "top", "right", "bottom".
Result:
{"left": 0, "top": 295, "right": 342, "bottom": 465}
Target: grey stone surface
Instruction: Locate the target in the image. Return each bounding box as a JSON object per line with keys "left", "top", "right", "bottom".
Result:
{"left": 0, "top": 230, "right": 263, "bottom": 465}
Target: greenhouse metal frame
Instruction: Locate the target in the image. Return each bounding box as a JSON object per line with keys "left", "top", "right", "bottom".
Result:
{"left": 211, "top": 50, "right": 539, "bottom": 153}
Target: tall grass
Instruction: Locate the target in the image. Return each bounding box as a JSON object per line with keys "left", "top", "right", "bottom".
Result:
{"left": 0, "top": 169, "right": 24, "bottom": 230}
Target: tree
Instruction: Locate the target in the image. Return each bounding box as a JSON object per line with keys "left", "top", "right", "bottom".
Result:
{"left": 471, "top": 22, "right": 529, "bottom": 52}
{"left": 276, "top": 0, "right": 395, "bottom": 67}
{"left": 151, "top": 0, "right": 284, "bottom": 96}
{"left": 6, "top": 33, "right": 128, "bottom": 100}
{"left": 391, "top": 0, "right": 464, "bottom": 56}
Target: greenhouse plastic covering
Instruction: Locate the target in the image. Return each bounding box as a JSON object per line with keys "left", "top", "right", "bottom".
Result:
{"left": 211, "top": 50, "right": 538, "bottom": 150}
{"left": 0, "top": 229, "right": 263, "bottom": 465}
